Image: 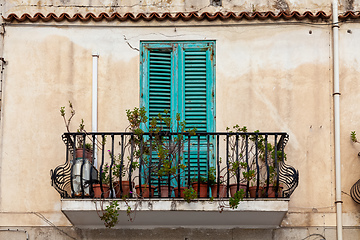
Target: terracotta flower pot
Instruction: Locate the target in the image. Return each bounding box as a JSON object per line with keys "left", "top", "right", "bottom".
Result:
{"left": 76, "top": 148, "right": 93, "bottom": 162}
{"left": 264, "top": 184, "right": 283, "bottom": 198}
{"left": 92, "top": 184, "right": 110, "bottom": 198}
{"left": 114, "top": 181, "right": 132, "bottom": 198}
{"left": 229, "top": 183, "right": 247, "bottom": 197}
{"left": 191, "top": 182, "right": 209, "bottom": 198}
{"left": 174, "top": 187, "right": 187, "bottom": 198}
{"left": 135, "top": 185, "right": 156, "bottom": 197}
{"left": 211, "top": 184, "right": 227, "bottom": 198}
{"left": 249, "top": 186, "right": 264, "bottom": 198}
{"left": 158, "top": 185, "right": 174, "bottom": 197}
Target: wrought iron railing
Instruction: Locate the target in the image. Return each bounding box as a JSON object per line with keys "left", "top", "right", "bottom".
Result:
{"left": 51, "top": 132, "right": 299, "bottom": 199}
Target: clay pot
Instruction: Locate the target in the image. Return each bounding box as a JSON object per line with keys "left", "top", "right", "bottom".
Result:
{"left": 76, "top": 148, "right": 93, "bottom": 162}
{"left": 174, "top": 187, "right": 187, "bottom": 198}
{"left": 114, "top": 181, "right": 132, "bottom": 198}
{"left": 135, "top": 185, "right": 156, "bottom": 197}
{"left": 264, "top": 185, "right": 283, "bottom": 198}
{"left": 229, "top": 183, "right": 247, "bottom": 197}
{"left": 158, "top": 185, "right": 174, "bottom": 197}
{"left": 211, "top": 184, "right": 228, "bottom": 198}
{"left": 249, "top": 186, "right": 264, "bottom": 198}
{"left": 92, "top": 184, "right": 110, "bottom": 198}
{"left": 191, "top": 183, "right": 209, "bottom": 198}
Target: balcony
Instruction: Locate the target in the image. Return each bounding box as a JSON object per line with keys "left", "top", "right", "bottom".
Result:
{"left": 51, "top": 131, "right": 299, "bottom": 229}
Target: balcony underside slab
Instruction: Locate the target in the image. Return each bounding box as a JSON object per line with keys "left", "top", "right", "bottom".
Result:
{"left": 62, "top": 199, "right": 289, "bottom": 229}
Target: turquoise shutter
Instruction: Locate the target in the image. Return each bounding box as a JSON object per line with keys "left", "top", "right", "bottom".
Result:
{"left": 148, "top": 50, "right": 172, "bottom": 130}
{"left": 148, "top": 49, "right": 173, "bottom": 187}
{"left": 180, "top": 44, "right": 215, "bottom": 182}
{"left": 140, "top": 41, "right": 216, "bottom": 188}
{"left": 184, "top": 50, "right": 207, "bottom": 131}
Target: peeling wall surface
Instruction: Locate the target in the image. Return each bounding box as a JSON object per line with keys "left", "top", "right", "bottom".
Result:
{"left": 2, "top": 0, "right": 360, "bottom": 240}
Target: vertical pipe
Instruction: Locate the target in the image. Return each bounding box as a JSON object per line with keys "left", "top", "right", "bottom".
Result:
{"left": 92, "top": 52, "right": 99, "bottom": 167}
{"left": 332, "top": 1, "right": 343, "bottom": 239}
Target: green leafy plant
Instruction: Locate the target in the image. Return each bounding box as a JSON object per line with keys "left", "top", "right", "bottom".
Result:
{"left": 141, "top": 110, "right": 194, "bottom": 186}
{"left": 350, "top": 131, "right": 360, "bottom": 157}
{"left": 191, "top": 175, "right": 208, "bottom": 184}
{"left": 100, "top": 200, "right": 120, "bottom": 228}
{"left": 225, "top": 125, "right": 257, "bottom": 184}
{"left": 254, "top": 131, "right": 287, "bottom": 163}
{"left": 100, "top": 163, "right": 112, "bottom": 185}
{"left": 242, "top": 169, "right": 256, "bottom": 186}
{"left": 229, "top": 189, "right": 245, "bottom": 209}
{"left": 351, "top": 131, "right": 358, "bottom": 143}
{"left": 183, "top": 188, "right": 197, "bottom": 203}
{"left": 208, "top": 167, "right": 217, "bottom": 186}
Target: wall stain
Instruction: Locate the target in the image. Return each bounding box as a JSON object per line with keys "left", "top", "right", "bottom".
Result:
{"left": 273, "top": 0, "right": 290, "bottom": 12}
{"left": 346, "top": 0, "right": 354, "bottom": 11}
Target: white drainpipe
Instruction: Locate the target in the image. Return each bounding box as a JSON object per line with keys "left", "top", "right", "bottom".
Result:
{"left": 332, "top": 1, "right": 343, "bottom": 239}
{"left": 92, "top": 52, "right": 99, "bottom": 167}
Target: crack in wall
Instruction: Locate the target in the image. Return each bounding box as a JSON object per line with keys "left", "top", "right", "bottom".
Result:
{"left": 123, "top": 35, "right": 139, "bottom": 52}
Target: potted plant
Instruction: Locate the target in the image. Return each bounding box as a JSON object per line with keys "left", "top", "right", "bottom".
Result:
{"left": 260, "top": 140, "right": 286, "bottom": 198}
{"left": 263, "top": 165, "right": 283, "bottom": 198}
{"left": 245, "top": 170, "right": 263, "bottom": 198}
{"left": 138, "top": 110, "right": 191, "bottom": 198}
{"left": 121, "top": 107, "right": 157, "bottom": 198}
{"left": 191, "top": 175, "right": 209, "bottom": 198}
{"left": 60, "top": 102, "right": 97, "bottom": 161}
{"left": 108, "top": 150, "right": 138, "bottom": 198}
{"left": 93, "top": 163, "right": 111, "bottom": 198}
{"left": 228, "top": 161, "right": 249, "bottom": 197}
{"left": 60, "top": 101, "right": 103, "bottom": 197}
{"left": 225, "top": 125, "right": 255, "bottom": 197}
{"left": 209, "top": 167, "right": 227, "bottom": 198}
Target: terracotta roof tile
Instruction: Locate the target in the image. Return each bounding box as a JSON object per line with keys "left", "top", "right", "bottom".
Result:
{"left": 339, "top": 11, "right": 360, "bottom": 20}
{"left": 3, "top": 11, "right": 331, "bottom": 22}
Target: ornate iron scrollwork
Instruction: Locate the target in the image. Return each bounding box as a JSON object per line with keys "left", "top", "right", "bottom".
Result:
{"left": 50, "top": 134, "right": 73, "bottom": 198}
{"left": 350, "top": 179, "right": 360, "bottom": 204}
{"left": 279, "top": 161, "right": 299, "bottom": 197}
{"left": 278, "top": 134, "right": 299, "bottom": 198}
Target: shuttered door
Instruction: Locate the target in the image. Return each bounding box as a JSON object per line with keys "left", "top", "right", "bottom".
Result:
{"left": 141, "top": 41, "right": 215, "bottom": 189}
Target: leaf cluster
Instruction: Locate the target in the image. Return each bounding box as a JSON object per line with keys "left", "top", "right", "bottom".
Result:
{"left": 183, "top": 188, "right": 197, "bottom": 203}
{"left": 100, "top": 200, "right": 120, "bottom": 228}
{"left": 229, "top": 189, "right": 245, "bottom": 209}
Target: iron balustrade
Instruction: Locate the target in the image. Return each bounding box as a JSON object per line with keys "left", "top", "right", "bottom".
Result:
{"left": 51, "top": 132, "right": 299, "bottom": 199}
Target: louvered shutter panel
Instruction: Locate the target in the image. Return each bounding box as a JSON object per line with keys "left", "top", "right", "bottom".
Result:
{"left": 147, "top": 50, "right": 173, "bottom": 189}
{"left": 183, "top": 48, "right": 213, "bottom": 181}
{"left": 148, "top": 50, "right": 172, "bottom": 130}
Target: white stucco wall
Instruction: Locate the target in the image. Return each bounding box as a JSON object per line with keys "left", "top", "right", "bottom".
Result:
{"left": 0, "top": 19, "right": 336, "bottom": 227}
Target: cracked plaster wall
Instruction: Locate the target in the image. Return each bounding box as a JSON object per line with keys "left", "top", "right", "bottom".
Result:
{"left": 1, "top": 20, "right": 360, "bottom": 231}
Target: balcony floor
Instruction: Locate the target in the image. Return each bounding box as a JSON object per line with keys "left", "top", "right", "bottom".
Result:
{"left": 62, "top": 198, "right": 289, "bottom": 229}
